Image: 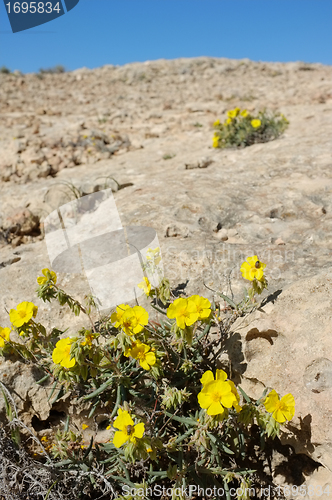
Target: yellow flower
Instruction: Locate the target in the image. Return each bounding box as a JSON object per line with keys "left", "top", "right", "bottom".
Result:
{"left": 227, "top": 380, "right": 242, "bottom": 413}
{"left": 37, "top": 268, "right": 57, "bottom": 286}
{"left": 213, "top": 119, "right": 220, "bottom": 127}
{"left": 241, "top": 109, "right": 248, "bottom": 117}
{"left": 138, "top": 277, "right": 152, "bottom": 296}
{"left": 212, "top": 136, "right": 219, "bottom": 148}
{"left": 189, "top": 295, "right": 211, "bottom": 320}
{"left": 146, "top": 247, "right": 161, "bottom": 265}
{"left": 225, "top": 117, "right": 232, "bottom": 125}
{"left": 124, "top": 341, "right": 156, "bottom": 370}
{"left": 9, "top": 301, "right": 38, "bottom": 329}
{"left": 120, "top": 306, "right": 149, "bottom": 336}
{"left": 240, "top": 255, "right": 266, "bottom": 282}
{"left": 198, "top": 369, "right": 237, "bottom": 416}
{"left": 52, "top": 337, "right": 76, "bottom": 369}
{"left": 0, "top": 327, "right": 11, "bottom": 348}
{"left": 110, "top": 304, "right": 131, "bottom": 328}
{"left": 167, "top": 297, "right": 199, "bottom": 329}
{"left": 41, "top": 436, "right": 48, "bottom": 442}
{"left": 112, "top": 408, "right": 145, "bottom": 448}
{"left": 81, "top": 332, "right": 95, "bottom": 346}
{"left": 251, "top": 119, "right": 261, "bottom": 128}
{"left": 227, "top": 107, "right": 240, "bottom": 119}
{"left": 280, "top": 113, "right": 289, "bottom": 124}
{"left": 264, "top": 390, "right": 295, "bottom": 423}
{"left": 82, "top": 424, "right": 89, "bottom": 430}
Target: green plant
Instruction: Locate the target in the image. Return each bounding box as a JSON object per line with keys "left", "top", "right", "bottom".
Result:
{"left": 213, "top": 108, "right": 289, "bottom": 149}
{"left": 162, "top": 153, "right": 176, "bottom": 160}
{"left": 39, "top": 65, "right": 66, "bottom": 74}
{"left": 0, "top": 255, "right": 295, "bottom": 499}
{"left": 0, "top": 65, "right": 11, "bottom": 74}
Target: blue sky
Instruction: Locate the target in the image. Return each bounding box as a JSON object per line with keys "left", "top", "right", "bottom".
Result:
{"left": 1, "top": 0, "right": 331, "bottom": 73}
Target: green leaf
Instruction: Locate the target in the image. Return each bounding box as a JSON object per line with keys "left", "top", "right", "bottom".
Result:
{"left": 50, "top": 386, "right": 64, "bottom": 405}
{"left": 36, "top": 374, "right": 50, "bottom": 385}
{"left": 217, "top": 292, "right": 238, "bottom": 310}
{"left": 237, "top": 385, "right": 251, "bottom": 404}
{"left": 83, "top": 436, "right": 94, "bottom": 460}
{"left": 165, "top": 412, "right": 197, "bottom": 426}
{"left": 83, "top": 377, "right": 114, "bottom": 400}
{"left": 47, "top": 380, "right": 58, "bottom": 402}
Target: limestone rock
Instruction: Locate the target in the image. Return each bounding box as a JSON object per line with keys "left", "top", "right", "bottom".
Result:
{"left": 228, "top": 271, "right": 332, "bottom": 471}
{"left": 2, "top": 208, "right": 40, "bottom": 236}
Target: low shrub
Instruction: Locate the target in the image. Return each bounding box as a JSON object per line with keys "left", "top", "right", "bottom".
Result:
{"left": 0, "top": 65, "right": 11, "bottom": 74}
{"left": 39, "top": 64, "right": 66, "bottom": 74}
{"left": 212, "top": 108, "right": 289, "bottom": 149}
{"left": 0, "top": 253, "right": 295, "bottom": 499}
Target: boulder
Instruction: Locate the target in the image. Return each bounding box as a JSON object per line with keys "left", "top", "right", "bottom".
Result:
{"left": 227, "top": 271, "right": 332, "bottom": 471}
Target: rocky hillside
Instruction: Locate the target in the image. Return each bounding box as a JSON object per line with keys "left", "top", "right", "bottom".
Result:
{"left": 1, "top": 57, "right": 332, "bottom": 320}
{"left": 0, "top": 57, "right": 332, "bottom": 494}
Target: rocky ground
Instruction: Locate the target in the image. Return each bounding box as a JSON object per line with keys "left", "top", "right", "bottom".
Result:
{"left": 0, "top": 57, "right": 332, "bottom": 497}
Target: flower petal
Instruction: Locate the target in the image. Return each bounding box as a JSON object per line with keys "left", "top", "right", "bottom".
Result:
{"left": 113, "top": 430, "right": 129, "bottom": 448}
{"left": 133, "top": 423, "right": 145, "bottom": 439}
{"left": 140, "top": 359, "right": 150, "bottom": 370}
{"left": 273, "top": 408, "right": 286, "bottom": 423}
{"left": 200, "top": 370, "right": 214, "bottom": 386}
{"left": 246, "top": 256, "right": 258, "bottom": 266}
{"left": 197, "top": 391, "right": 214, "bottom": 409}
{"left": 207, "top": 402, "right": 225, "bottom": 416}
{"left": 215, "top": 369, "right": 227, "bottom": 381}
{"left": 145, "top": 352, "right": 156, "bottom": 366}
{"left": 264, "top": 390, "right": 279, "bottom": 413}
{"left": 113, "top": 410, "right": 134, "bottom": 431}
{"left": 255, "top": 268, "right": 264, "bottom": 281}
{"left": 61, "top": 356, "right": 76, "bottom": 369}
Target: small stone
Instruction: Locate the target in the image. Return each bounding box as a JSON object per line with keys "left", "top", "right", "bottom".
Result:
{"left": 3, "top": 208, "right": 40, "bottom": 236}
{"left": 275, "top": 238, "right": 286, "bottom": 245}
{"left": 215, "top": 228, "right": 228, "bottom": 241}
{"left": 227, "top": 228, "right": 238, "bottom": 237}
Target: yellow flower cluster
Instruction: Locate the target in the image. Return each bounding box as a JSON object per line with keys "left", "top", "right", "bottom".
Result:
{"left": 146, "top": 247, "right": 161, "bottom": 265}
{"left": 212, "top": 107, "right": 261, "bottom": 148}
{"left": 166, "top": 295, "right": 211, "bottom": 329}
{"left": 111, "top": 304, "right": 155, "bottom": 370}
{"left": 37, "top": 268, "right": 57, "bottom": 286}
{"left": 111, "top": 304, "right": 149, "bottom": 336}
{"left": 198, "top": 369, "right": 241, "bottom": 416}
{"left": 227, "top": 107, "right": 241, "bottom": 119}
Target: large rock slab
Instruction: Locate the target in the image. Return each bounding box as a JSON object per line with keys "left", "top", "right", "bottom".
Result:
{"left": 228, "top": 271, "right": 332, "bottom": 471}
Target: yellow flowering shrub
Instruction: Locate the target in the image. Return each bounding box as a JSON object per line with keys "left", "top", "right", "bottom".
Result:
{"left": 213, "top": 107, "right": 289, "bottom": 149}
{"left": 0, "top": 254, "right": 295, "bottom": 498}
